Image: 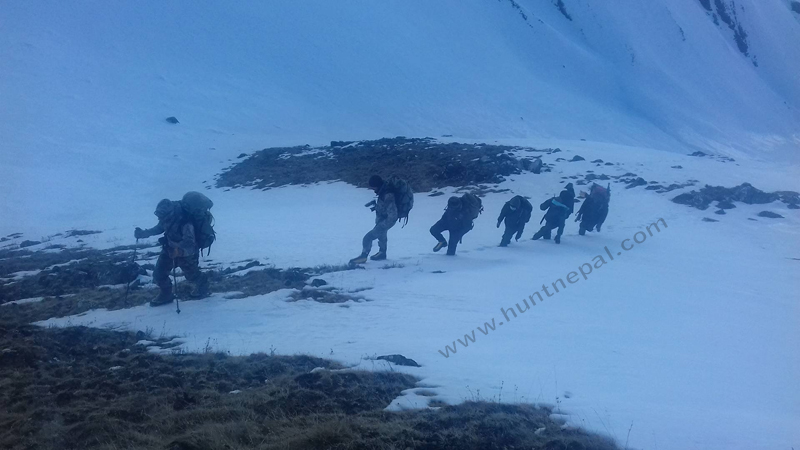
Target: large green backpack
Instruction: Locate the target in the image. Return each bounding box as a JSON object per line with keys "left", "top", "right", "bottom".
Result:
{"left": 385, "top": 176, "right": 415, "bottom": 226}
{"left": 181, "top": 191, "right": 216, "bottom": 255}
{"left": 460, "top": 193, "right": 483, "bottom": 220}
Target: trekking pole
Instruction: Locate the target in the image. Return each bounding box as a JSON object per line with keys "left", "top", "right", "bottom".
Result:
{"left": 123, "top": 239, "right": 138, "bottom": 306}
{"left": 172, "top": 259, "right": 181, "bottom": 314}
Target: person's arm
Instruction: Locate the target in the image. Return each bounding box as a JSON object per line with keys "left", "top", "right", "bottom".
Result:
{"left": 135, "top": 223, "right": 164, "bottom": 239}
{"left": 540, "top": 199, "right": 552, "bottom": 211}
{"left": 497, "top": 204, "right": 508, "bottom": 227}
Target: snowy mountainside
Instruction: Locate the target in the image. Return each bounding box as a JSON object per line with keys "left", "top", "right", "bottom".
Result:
{"left": 2, "top": 1, "right": 800, "bottom": 238}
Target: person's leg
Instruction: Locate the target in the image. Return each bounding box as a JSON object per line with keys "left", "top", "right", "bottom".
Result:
{"left": 178, "top": 255, "right": 208, "bottom": 297}
{"left": 361, "top": 226, "right": 380, "bottom": 256}
{"left": 500, "top": 224, "right": 515, "bottom": 246}
{"left": 446, "top": 230, "right": 462, "bottom": 255}
{"left": 430, "top": 218, "right": 447, "bottom": 244}
{"left": 151, "top": 250, "right": 175, "bottom": 304}
{"left": 532, "top": 225, "right": 547, "bottom": 240}
{"left": 554, "top": 220, "right": 565, "bottom": 244}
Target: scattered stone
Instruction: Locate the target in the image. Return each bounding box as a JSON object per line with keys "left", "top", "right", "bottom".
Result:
{"left": 671, "top": 165, "right": 683, "bottom": 169}
{"left": 717, "top": 200, "right": 736, "bottom": 209}
{"left": 555, "top": 158, "right": 566, "bottom": 162}
{"left": 625, "top": 177, "right": 647, "bottom": 189}
{"left": 19, "top": 240, "right": 41, "bottom": 248}
{"left": 377, "top": 354, "right": 421, "bottom": 367}
{"left": 237, "top": 153, "right": 247, "bottom": 158}
{"left": 585, "top": 174, "right": 610, "bottom": 181}
{"left": 748, "top": 218, "right": 757, "bottom": 221}
{"left": 714, "top": 209, "right": 726, "bottom": 215}
{"left": 570, "top": 155, "right": 585, "bottom": 162}
{"left": 604, "top": 162, "right": 614, "bottom": 166}
{"left": 689, "top": 151, "right": 707, "bottom": 157}
{"left": 310, "top": 279, "right": 328, "bottom": 287}
{"left": 65, "top": 229, "right": 101, "bottom": 238}
{"left": 788, "top": 204, "right": 800, "bottom": 210}
{"left": 529, "top": 158, "right": 543, "bottom": 174}
{"left": 165, "top": 116, "right": 179, "bottom": 124}
{"left": 551, "top": 148, "right": 561, "bottom": 153}
{"left": 702, "top": 217, "right": 719, "bottom": 222}
{"left": 591, "top": 159, "right": 603, "bottom": 163}
{"left": 757, "top": 211, "right": 783, "bottom": 219}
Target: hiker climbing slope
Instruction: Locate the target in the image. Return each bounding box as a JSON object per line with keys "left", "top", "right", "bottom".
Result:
{"left": 497, "top": 195, "right": 533, "bottom": 247}
{"left": 430, "top": 194, "right": 482, "bottom": 256}
{"left": 531, "top": 183, "right": 575, "bottom": 244}
{"left": 576, "top": 183, "right": 611, "bottom": 235}
{"left": 134, "top": 192, "right": 214, "bottom": 306}
{"left": 350, "top": 175, "right": 413, "bottom": 264}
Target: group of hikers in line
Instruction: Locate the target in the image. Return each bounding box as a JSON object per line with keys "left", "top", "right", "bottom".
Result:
{"left": 134, "top": 175, "right": 610, "bottom": 307}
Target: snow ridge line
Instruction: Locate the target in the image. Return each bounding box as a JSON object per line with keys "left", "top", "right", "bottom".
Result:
{"left": 437, "top": 218, "right": 669, "bottom": 358}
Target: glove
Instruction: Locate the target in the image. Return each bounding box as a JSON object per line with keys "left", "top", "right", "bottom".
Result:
{"left": 515, "top": 232, "right": 522, "bottom": 241}
{"left": 134, "top": 227, "right": 146, "bottom": 239}
{"left": 370, "top": 206, "right": 376, "bottom": 212}
{"left": 496, "top": 221, "right": 501, "bottom": 228}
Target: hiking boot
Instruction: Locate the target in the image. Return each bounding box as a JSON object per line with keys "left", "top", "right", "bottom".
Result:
{"left": 531, "top": 231, "right": 542, "bottom": 241}
{"left": 433, "top": 241, "right": 447, "bottom": 252}
{"left": 579, "top": 226, "right": 586, "bottom": 236}
{"left": 499, "top": 242, "right": 508, "bottom": 247}
{"left": 596, "top": 224, "right": 602, "bottom": 232}
{"left": 370, "top": 251, "right": 386, "bottom": 261}
{"left": 349, "top": 253, "right": 368, "bottom": 265}
{"left": 554, "top": 236, "right": 561, "bottom": 244}
{"left": 150, "top": 291, "right": 174, "bottom": 307}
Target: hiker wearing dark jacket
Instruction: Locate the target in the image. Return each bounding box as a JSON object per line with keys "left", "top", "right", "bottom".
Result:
{"left": 531, "top": 183, "right": 575, "bottom": 244}
{"left": 497, "top": 195, "right": 532, "bottom": 247}
{"left": 350, "top": 175, "right": 398, "bottom": 264}
{"left": 135, "top": 199, "right": 209, "bottom": 306}
{"left": 431, "top": 196, "right": 474, "bottom": 256}
{"left": 576, "top": 184, "right": 610, "bottom": 235}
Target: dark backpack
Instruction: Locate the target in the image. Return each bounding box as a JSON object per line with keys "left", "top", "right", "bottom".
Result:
{"left": 385, "top": 176, "right": 414, "bottom": 225}
{"left": 516, "top": 196, "right": 533, "bottom": 223}
{"left": 460, "top": 193, "right": 483, "bottom": 220}
{"left": 181, "top": 191, "right": 216, "bottom": 255}
{"left": 591, "top": 183, "right": 610, "bottom": 204}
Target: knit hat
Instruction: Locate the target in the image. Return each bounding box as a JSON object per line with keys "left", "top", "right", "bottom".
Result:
{"left": 154, "top": 199, "right": 175, "bottom": 219}
{"left": 368, "top": 175, "right": 384, "bottom": 188}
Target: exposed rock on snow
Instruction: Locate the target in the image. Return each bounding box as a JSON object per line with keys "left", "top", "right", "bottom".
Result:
{"left": 377, "top": 354, "right": 421, "bottom": 367}
{"left": 165, "top": 116, "right": 179, "bottom": 124}
{"left": 217, "top": 137, "right": 546, "bottom": 193}
{"left": 757, "top": 211, "right": 783, "bottom": 218}
{"left": 672, "top": 183, "right": 797, "bottom": 210}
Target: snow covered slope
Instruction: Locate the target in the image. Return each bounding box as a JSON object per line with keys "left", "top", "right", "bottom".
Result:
{"left": 38, "top": 142, "right": 800, "bottom": 450}
{"left": 2, "top": 1, "right": 800, "bottom": 449}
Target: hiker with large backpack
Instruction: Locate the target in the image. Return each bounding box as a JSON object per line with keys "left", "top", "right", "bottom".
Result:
{"left": 350, "top": 175, "right": 413, "bottom": 264}
{"left": 430, "top": 193, "right": 482, "bottom": 256}
{"left": 134, "top": 192, "right": 214, "bottom": 306}
{"left": 576, "top": 183, "right": 610, "bottom": 235}
{"left": 497, "top": 195, "right": 533, "bottom": 247}
{"left": 531, "top": 183, "right": 575, "bottom": 244}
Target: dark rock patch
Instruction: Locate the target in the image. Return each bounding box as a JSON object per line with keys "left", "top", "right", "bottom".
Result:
{"left": 757, "top": 211, "right": 783, "bottom": 219}
{"left": 310, "top": 279, "right": 328, "bottom": 287}
{"left": 165, "top": 116, "right": 179, "bottom": 124}
{"left": 717, "top": 200, "right": 736, "bottom": 209}
{"left": 376, "top": 354, "right": 421, "bottom": 367}
{"left": 671, "top": 183, "right": 792, "bottom": 210}
{"left": 689, "top": 151, "right": 707, "bottom": 157}
{"left": 714, "top": 209, "right": 726, "bottom": 215}
{"left": 625, "top": 177, "right": 647, "bottom": 189}
{"left": 65, "top": 229, "right": 101, "bottom": 238}
{"left": 604, "top": 162, "right": 614, "bottom": 166}
{"left": 702, "top": 218, "right": 719, "bottom": 222}
{"left": 591, "top": 159, "right": 603, "bottom": 163}
{"left": 569, "top": 155, "right": 585, "bottom": 162}
{"left": 217, "top": 137, "right": 544, "bottom": 193}
{"left": 671, "top": 165, "right": 683, "bottom": 169}
{"left": 788, "top": 204, "right": 799, "bottom": 210}
{"left": 19, "top": 240, "right": 41, "bottom": 248}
